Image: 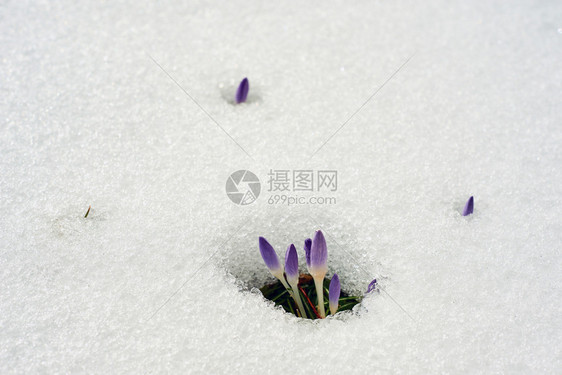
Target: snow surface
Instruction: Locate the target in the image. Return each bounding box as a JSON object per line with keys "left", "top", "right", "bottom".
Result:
{"left": 1, "top": 0, "right": 561, "bottom": 373}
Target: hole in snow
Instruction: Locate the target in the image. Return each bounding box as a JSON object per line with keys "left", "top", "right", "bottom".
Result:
{"left": 216, "top": 210, "right": 383, "bottom": 318}
{"left": 259, "top": 274, "right": 364, "bottom": 320}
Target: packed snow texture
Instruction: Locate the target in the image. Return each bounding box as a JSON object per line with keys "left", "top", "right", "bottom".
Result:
{"left": 1, "top": 0, "right": 561, "bottom": 373}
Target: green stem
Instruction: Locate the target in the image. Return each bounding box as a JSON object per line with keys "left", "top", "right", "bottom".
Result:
{"left": 338, "top": 302, "right": 357, "bottom": 310}
{"left": 338, "top": 296, "right": 361, "bottom": 301}
{"left": 271, "top": 289, "right": 288, "bottom": 302}
{"left": 287, "top": 300, "right": 296, "bottom": 316}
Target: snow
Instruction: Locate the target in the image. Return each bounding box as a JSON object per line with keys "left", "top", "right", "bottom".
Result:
{"left": 1, "top": 0, "right": 561, "bottom": 373}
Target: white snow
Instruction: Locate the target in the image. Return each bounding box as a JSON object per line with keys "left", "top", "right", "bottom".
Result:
{"left": 1, "top": 0, "right": 561, "bottom": 373}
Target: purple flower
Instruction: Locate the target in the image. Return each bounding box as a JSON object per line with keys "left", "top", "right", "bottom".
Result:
{"left": 259, "top": 237, "right": 282, "bottom": 278}
{"left": 366, "top": 279, "right": 377, "bottom": 294}
{"left": 462, "top": 196, "right": 474, "bottom": 216}
{"left": 285, "top": 243, "right": 307, "bottom": 318}
{"left": 309, "top": 230, "right": 328, "bottom": 278}
{"left": 329, "top": 274, "right": 341, "bottom": 315}
{"left": 304, "top": 238, "right": 312, "bottom": 269}
{"left": 310, "top": 230, "right": 328, "bottom": 318}
{"left": 285, "top": 244, "right": 299, "bottom": 283}
{"left": 235, "top": 77, "right": 249, "bottom": 104}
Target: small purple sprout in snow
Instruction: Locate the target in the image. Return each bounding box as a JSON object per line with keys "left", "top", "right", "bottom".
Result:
{"left": 235, "top": 77, "right": 249, "bottom": 103}
{"left": 329, "top": 273, "right": 341, "bottom": 315}
{"left": 366, "top": 279, "right": 377, "bottom": 294}
{"left": 462, "top": 196, "right": 474, "bottom": 216}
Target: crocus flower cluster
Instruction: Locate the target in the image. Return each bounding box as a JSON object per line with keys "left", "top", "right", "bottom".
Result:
{"left": 259, "top": 230, "right": 341, "bottom": 318}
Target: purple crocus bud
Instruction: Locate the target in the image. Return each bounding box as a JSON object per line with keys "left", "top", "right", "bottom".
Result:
{"left": 366, "top": 279, "right": 377, "bottom": 294}
{"left": 235, "top": 77, "right": 249, "bottom": 104}
{"left": 285, "top": 244, "right": 308, "bottom": 318}
{"left": 304, "top": 238, "right": 312, "bottom": 269}
{"left": 462, "top": 196, "right": 474, "bottom": 216}
{"left": 329, "top": 274, "right": 341, "bottom": 315}
{"left": 310, "top": 230, "right": 328, "bottom": 318}
{"left": 259, "top": 237, "right": 283, "bottom": 279}
{"left": 285, "top": 244, "right": 299, "bottom": 284}
{"left": 309, "top": 230, "right": 328, "bottom": 279}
